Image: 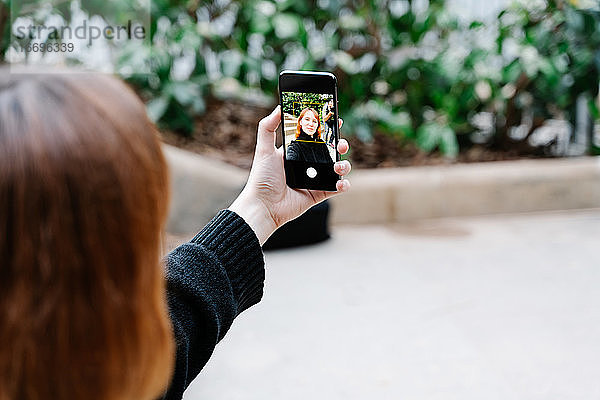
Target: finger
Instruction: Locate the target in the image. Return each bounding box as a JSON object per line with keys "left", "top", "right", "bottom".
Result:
{"left": 307, "top": 178, "right": 350, "bottom": 205}
{"left": 321, "top": 179, "right": 351, "bottom": 199}
{"left": 337, "top": 138, "right": 349, "bottom": 155}
{"left": 338, "top": 118, "right": 344, "bottom": 129}
{"left": 334, "top": 160, "right": 351, "bottom": 176}
{"left": 335, "top": 179, "right": 350, "bottom": 193}
{"left": 256, "top": 105, "right": 281, "bottom": 155}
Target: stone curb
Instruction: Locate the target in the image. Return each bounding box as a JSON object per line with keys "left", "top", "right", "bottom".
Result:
{"left": 163, "top": 144, "right": 600, "bottom": 232}
{"left": 330, "top": 156, "right": 600, "bottom": 224}
{"left": 163, "top": 145, "right": 247, "bottom": 234}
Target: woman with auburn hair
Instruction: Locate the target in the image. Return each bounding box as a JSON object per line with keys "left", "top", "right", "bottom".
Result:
{"left": 0, "top": 69, "right": 351, "bottom": 400}
{"left": 286, "top": 107, "right": 334, "bottom": 164}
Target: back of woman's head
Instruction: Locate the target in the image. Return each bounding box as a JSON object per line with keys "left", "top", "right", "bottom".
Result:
{"left": 0, "top": 69, "right": 174, "bottom": 400}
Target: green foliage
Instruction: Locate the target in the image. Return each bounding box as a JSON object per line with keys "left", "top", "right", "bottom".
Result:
{"left": 126, "top": 0, "right": 598, "bottom": 153}
{"left": 417, "top": 121, "right": 458, "bottom": 158}
{"left": 2, "top": 0, "right": 599, "bottom": 156}
{"left": 492, "top": 0, "right": 600, "bottom": 149}
{"left": 125, "top": 0, "right": 474, "bottom": 144}
{"left": 0, "top": 0, "right": 9, "bottom": 60}
{"left": 281, "top": 91, "right": 330, "bottom": 117}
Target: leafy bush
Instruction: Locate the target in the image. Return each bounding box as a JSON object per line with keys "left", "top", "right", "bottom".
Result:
{"left": 126, "top": 0, "right": 480, "bottom": 157}
{"left": 280, "top": 91, "right": 327, "bottom": 116}
{"left": 2, "top": 0, "right": 599, "bottom": 158}
{"left": 0, "top": 0, "right": 8, "bottom": 55}
{"left": 492, "top": 0, "right": 600, "bottom": 152}
{"left": 127, "top": 0, "right": 599, "bottom": 157}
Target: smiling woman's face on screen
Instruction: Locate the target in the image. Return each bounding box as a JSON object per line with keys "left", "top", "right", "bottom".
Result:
{"left": 300, "top": 111, "right": 319, "bottom": 136}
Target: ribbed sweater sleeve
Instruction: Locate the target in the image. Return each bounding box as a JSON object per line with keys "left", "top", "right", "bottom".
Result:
{"left": 160, "top": 209, "right": 265, "bottom": 400}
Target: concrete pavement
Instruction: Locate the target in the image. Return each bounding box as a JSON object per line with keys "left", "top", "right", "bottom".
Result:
{"left": 182, "top": 210, "right": 600, "bottom": 400}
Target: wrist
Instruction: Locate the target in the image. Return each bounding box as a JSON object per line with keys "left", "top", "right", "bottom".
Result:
{"left": 228, "top": 190, "right": 277, "bottom": 246}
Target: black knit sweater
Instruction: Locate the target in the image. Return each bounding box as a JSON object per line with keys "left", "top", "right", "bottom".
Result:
{"left": 160, "top": 209, "right": 265, "bottom": 400}
{"left": 286, "top": 131, "right": 333, "bottom": 164}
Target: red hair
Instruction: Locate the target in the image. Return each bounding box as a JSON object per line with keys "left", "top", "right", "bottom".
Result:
{"left": 0, "top": 70, "right": 174, "bottom": 400}
{"left": 295, "top": 108, "right": 322, "bottom": 139}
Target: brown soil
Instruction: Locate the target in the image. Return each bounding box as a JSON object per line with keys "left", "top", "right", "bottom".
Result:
{"left": 161, "top": 100, "right": 270, "bottom": 170}
{"left": 160, "top": 100, "right": 542, "bottom": 170}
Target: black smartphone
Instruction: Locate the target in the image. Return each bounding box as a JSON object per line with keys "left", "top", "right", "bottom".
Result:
{"left": 279, "top": 70, "right": 340, "bottom": 191}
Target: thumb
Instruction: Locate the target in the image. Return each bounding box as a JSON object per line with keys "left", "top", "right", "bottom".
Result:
{"left": 256, "top": 105, "right": 281, "bottom": 155}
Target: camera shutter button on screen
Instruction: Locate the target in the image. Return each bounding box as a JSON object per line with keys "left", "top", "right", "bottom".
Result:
{"left": 306, "top": 167, "right": 317, "bottom": 178}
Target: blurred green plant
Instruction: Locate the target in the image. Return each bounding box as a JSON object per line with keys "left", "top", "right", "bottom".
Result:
{"left": 127, "top": 0, "right": 474, "bottom": 154}
{"left": 128, "top": 0, "right": 599, "bottom": 157}
{"left": 490, "top": 0, "right": 600, "bottom": 152}
{"left": 0, "top": 0, "right": 8, "bottom": 56}
{"left": 2, "top": 0, "right": 599, "bottom": 158}
{"left": 281, "top": 91, "right": 327, "bottom": 116}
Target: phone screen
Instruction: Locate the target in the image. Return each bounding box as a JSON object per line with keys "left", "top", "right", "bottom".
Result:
{"left": 280, "top": 88, "right": 339, "bottom": 191}
{"left": 282, "top": 91, "right": 337, "bottom": 165}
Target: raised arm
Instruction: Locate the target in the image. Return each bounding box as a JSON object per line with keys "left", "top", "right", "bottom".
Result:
{"left": 161, "top": 210, "right": 264, "bottom": 400}
{"left": 161, "top": 106, "right": 352, "bottom": 399}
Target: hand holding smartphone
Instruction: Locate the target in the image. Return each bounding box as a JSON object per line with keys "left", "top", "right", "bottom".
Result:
{"left": 279, "top": 70, "right": 340, "bottom": 191}
{"left": 229, "top": 81, "right": 350, "bottom": 245}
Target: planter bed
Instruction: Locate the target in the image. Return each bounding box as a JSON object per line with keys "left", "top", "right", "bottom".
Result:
{"left": 163, "top": 143, "right": 600, "bottom": 233}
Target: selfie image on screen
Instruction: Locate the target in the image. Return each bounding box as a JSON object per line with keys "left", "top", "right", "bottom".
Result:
{"left": 282, "top": 91, "right": 336, "bottom": 164}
